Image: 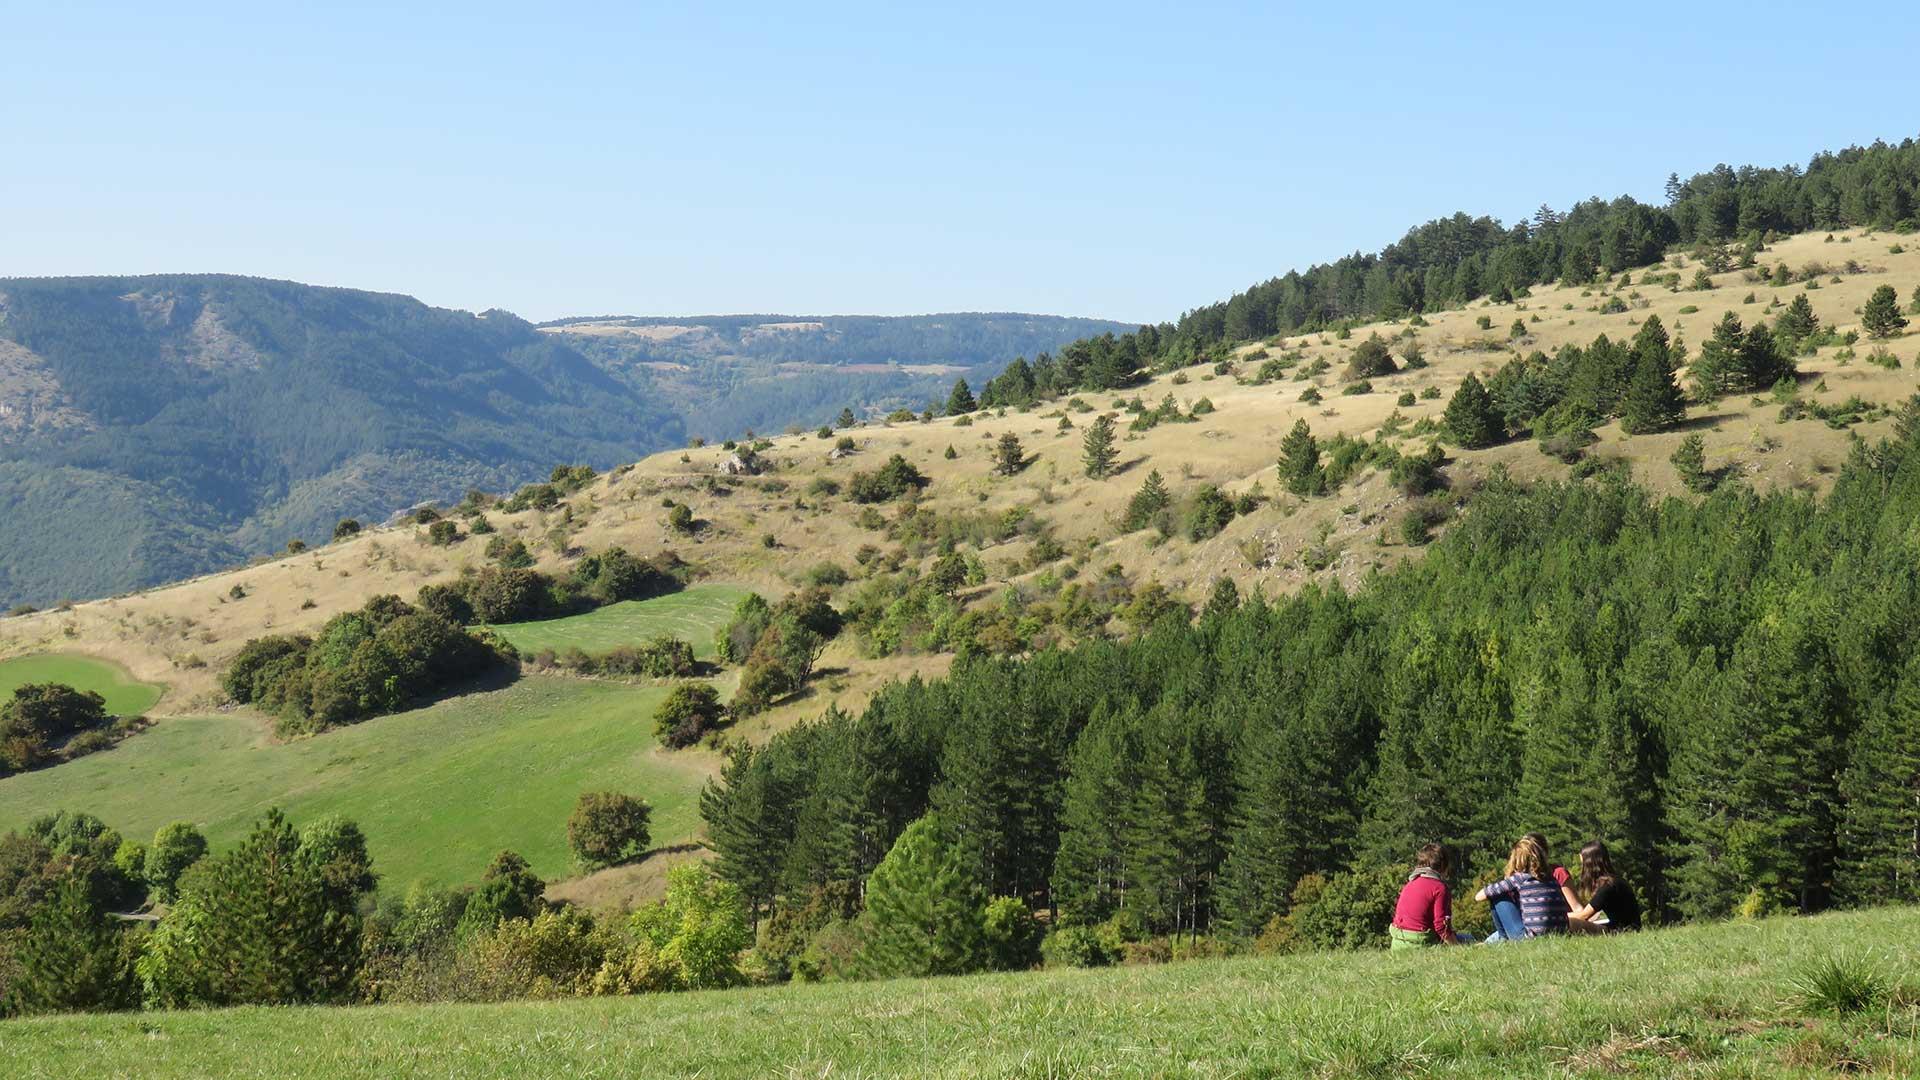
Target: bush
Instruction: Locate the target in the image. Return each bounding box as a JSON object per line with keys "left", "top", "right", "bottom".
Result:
{"left": 144, "top": 822, "right": 208, "bottom": 903}
{"left": 424, "top": 520, "right": 460, "bottom": 546}
{"left": 1270, "top": 865, "right": 1403, "bottom": 952}
{"left": 1041, "top": 924, "right": 1118, "bottom": 969}
{"left": 653, "top": 684, "right": 724, "bottom": 749}
{"left": 848, "top": 455, "right": 930, "bottom": 503}
{"left": 1, "top": 684, "right": 111, "bottom": 774}
{"left": 981, "top": 896, "right": 1044, "bottom": 972}
{"left": 332, "top": 519, "right": 363, "bottom": 541}
{"left": 567, "top": 792, "right": 652, "bottom": 869}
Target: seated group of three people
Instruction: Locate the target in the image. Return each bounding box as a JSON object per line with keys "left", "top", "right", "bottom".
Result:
{"left": 1389, "top": 833, "right": 1641, "bottom": 948}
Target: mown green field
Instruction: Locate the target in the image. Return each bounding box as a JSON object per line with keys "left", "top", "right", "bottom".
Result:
{"left": 3, "top": 907, "right": 1916, "bottom": 1078}
{"left": 485, "top": 583, "right": 754, "bottom": 660}
{"left": 0, "top": 677, "right": 708, "bottom": 889}
{"left": 0, "top": 654, "right": 164, "bottom": 717}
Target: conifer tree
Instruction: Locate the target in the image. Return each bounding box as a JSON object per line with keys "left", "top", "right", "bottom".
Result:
{"left": 1671, "top": 433, "right": 1711, "bottom": 492}
{"left": 1081, "top": 413, "right": 1118, "bottom": 478}
{"left": 1863, "top": 283, "right": 1909, "bottom": 338}
{"left": 1667, "top": 603, "right": 1843, "bottom": 917}
{"left": 853, "top": 814, "right": 986, "bottom": 978}
{"left": 1691, "top": 312, "right": 1746, "bottom": 398}
{"left": 1620, "top": 349, "right": 1687, "bottom": 434}
{"left": 1276, "top": 419, "right": 1323, "bottom": 497}
{"left": 946, "top": 379, "right": 977, "bottom": 415}
{"left": 1123, "top": 469, "right": 1170, "bottom": 530}
{"left": 1836, "top": 658, "right": 1920, "bottom": 905}
{"left": 1051, "top": 707, "right": 1134, "bottom": 924}
{"left": 993, "top": 433, "right": 1025, "bottom": 476}
{"left": 1775, "top": 293, "right": 1819, "bottom": 346}
{"left": 1202, "top": 576, "right": 1241, "bottom": 619}
{"left": 1122, "top": 704, "right": 1222, "bottom": 937}
{"left": 1443, "top": 373, "right": 1503, "bottom": 448}
{"left": 16, "top": 875, "right": 137, "bottom": 1014}
{"left": 137, "top": 809, "right": 364, "bottom": 1007}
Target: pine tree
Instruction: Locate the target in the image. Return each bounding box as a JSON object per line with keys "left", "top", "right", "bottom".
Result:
{"left": 1081, "top": 414, "right": 1118, "bottom": 478}
{"left": 16, "top": 875, "right": 137, "bottom": 1014}
{"left": 993, "top": 433, "right": 1025, "bottom": 476}
{"left": 137, "top": 809, "right": 363, "bottom": 1007}
{"left": 946, "top": 379, "right": 977, "bottom": 416}
{"left": 1668, "top": 603, "right": 1843, "bottom": 918}
{"left": 1691, "top": 312, "right": 1747, "bottom": 399}
{"left": 1735, "top": 320, "right": 1791, "bottom": 390}
{"left": 1123, "top": 469, "right": 1170, "bottom": 530}
{"left": 1671, "top": 433, "right": 1710, "bottom": 492}
{"left": 1202, "top": 577, "right": 1241, "bottom": 619}
{"left": 1775, "top": 293, "right": 1818, "bottom": 345}
{"left": 1443, "top": 373, "right": 1503, "bottom": 448}
{"left": 1276, "top": 419, "right": 1322, "bottom": 497}
{"left": 835, "top": 407, "right": 857, "bottom": 428}
{"left": 853, "top": 814, "right": 986, "bottom": 979}
{"left": 1122, "top": 704, "right": 1220, "bottom": 938}
{"left": 1051, "top": 708, "right": 1134, "bottom": 924}
{"left": 1835, "top": 658, "right": 1920, "bottom": 905}
{"left": 1863, "top": 284, "right": 1909, "bottom": 339}
{"left": 1620, "top": 349, "right": 1687, "bottom": 434}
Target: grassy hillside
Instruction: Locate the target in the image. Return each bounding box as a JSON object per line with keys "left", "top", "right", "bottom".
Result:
{"left": 0, "top": 677, "right": 710, "bottom": 889}
{"left": 6, "top": 907, "right": 1916, "bottom": 1078}
{"left": 7, "top": 230, "right": 1913, "bottom": 730}
{"left": 486, "top": 583, "right": 753, "bottom": 661}
{"left": 0, "top": 654, "right": 162, "bottom": 716}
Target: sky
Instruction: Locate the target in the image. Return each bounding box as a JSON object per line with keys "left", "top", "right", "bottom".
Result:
{"left": 4, "top": 2, "right": 1917, "bottom": 324}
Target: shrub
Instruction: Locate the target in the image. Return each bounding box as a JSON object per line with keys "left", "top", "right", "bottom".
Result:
{"left": 653, "top": 684, "right": 724, "bottom": 749}
{"left": 566, "top": 792, "right": 653, "bottom": 870}
{"left": 144, "top": 822, "right": 208, "bottom": 903}
{"left": 424, "top": 520, "right": 460, "bottom": 546}
{"left": 332, "top": 518, "right": 363, "bottom": 541}
{"left": 1041, "top": 924, "right": 1117, "bottom": 968}
{"left": 1272, "top": 865, "right": 1403, "bottom": 952}
{"left": 849, "top": 455, "right": 930, "bottom": 503}
{"left": 981, "top": 896, "right": 1044, "bottom": 972}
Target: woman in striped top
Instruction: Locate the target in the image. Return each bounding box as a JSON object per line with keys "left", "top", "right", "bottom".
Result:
{"left": 1474, "top": 834, "right": 1570, "bottom": 941}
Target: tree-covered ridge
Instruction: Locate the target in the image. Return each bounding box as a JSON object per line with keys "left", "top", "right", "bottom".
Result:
{"left": 703, "top": 401, "right": 1920, "bottom": 941}
{"left": 0, "top": 274, "right": 684, "bottom": 608}
{"left": 973, "top": 136, "right": 1920, "bottom": 402}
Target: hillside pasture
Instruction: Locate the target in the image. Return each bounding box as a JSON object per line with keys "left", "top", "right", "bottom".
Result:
{"left": 4, "top": 906, "right": 1916, "bottom": 1078}
{"left": 0, "top": 677, "right": 710, "bottom": 890}
{"left": 0, "top": 653, "right": 164, "bottom": 716}
{"left": 484, "top": 582, "right": 753, "bottom": 660}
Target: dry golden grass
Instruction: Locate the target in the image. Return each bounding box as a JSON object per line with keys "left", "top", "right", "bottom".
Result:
{"left": 4, "top": 230, "right": 1915, "bottom": 743}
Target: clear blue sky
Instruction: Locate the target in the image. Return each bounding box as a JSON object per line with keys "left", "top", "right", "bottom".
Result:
{"left": 5, "top": 2, "right": 1916, "bottom": 324}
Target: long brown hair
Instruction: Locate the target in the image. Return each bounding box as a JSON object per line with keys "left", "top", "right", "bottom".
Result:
{"left": 1579, "top": 840, "right": 1620, "bottom": 894}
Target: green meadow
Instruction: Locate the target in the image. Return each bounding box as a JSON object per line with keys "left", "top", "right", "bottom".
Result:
{"left": 4, "top": 907, "right": 1917, "bottom": 1078}
{"left": 0, "top": 677, "right": 707, "bottom": 889}
{"left": 0, "top": 654, "right": 164, "bottom": 717}
{"left": 485, "top": 583, "right": 754, "bottom": 660}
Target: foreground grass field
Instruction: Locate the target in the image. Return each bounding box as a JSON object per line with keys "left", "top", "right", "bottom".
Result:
{"left": 485, "top": 583, "right": 753, "bottom": 660}
{"left": 0, "top": 653, "right": 164, "bottom": 716}
{"left": 4, "top": 908, "right": 1915, "bottom": 1079}
{"left": 0, "top": 677, "right": 709, "bottom": 888}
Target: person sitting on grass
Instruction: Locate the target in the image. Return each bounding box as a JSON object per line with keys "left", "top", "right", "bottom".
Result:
{"left": 1523, "top": 831, "right": 1582, "bottom": 913}
{"left": 1567, "top": 840, "right": 1642, "bottom": 934}
{"left": 1389, "top": 842, "right": 1467, "bottom": 948}
{"left": 1476, "top": 834, "right": 1569, "bottom": 941}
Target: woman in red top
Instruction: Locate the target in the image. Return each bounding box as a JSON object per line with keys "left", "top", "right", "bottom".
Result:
{"left": 1389, "top": 842, "right": 1463, "bottom": 948}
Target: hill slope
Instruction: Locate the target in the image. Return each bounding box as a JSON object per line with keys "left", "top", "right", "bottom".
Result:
{"left": 0, "top": 278, "right": 1125, "bottom": 608}
{"left": 5, "top": 907, "right": 1915, "bottom": 1078}
{"left": 0, "top": 275, "right": 683, "bottom": 607}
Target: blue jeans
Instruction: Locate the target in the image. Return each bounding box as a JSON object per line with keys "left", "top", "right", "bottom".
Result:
{"left": 1483, "top": 899, "right": 1526, "bottom": 943}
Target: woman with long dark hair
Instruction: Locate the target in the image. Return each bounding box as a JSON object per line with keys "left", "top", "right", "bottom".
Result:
{"left": 1568, "top": 840, "right": 1642, "bottom": 933}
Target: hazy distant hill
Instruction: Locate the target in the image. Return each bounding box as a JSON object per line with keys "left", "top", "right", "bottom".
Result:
{"left": 541, "top": 312, "right": 1134, "bottom": 438}
{"left": 0, "top": 279, "right": 1128, "bottom": 607}
{"left": 0, "top": 275, "right": 683, "bottom": 607}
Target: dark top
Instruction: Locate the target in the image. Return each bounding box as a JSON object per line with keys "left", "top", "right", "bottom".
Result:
{"left": 1589, "top": 878, "right": 1641, "bottom": 931}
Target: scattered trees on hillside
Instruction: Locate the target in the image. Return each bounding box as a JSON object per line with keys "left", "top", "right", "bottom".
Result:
{"left": 700, "top": 403, "right": 1920, "bottom": 965}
